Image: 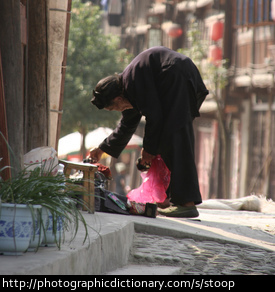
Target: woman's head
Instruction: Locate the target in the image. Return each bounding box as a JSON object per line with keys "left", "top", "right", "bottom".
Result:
{"left": 91, "top": 74, "right": 122, "bottom": 109}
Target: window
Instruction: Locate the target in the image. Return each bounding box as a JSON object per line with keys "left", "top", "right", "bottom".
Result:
{"left": 249, "top": 0, "right": 255, "bottom": 23}
{"left": 256, "top": 0, "right": 272, "bottom": 22}
{"left": 148, "top": 29, "right": 162, "bottom": 47}
{"left": 147, "top": 14, "right": 162, "bottom": 48}
{"left": 148, "top": 15, "right": 161, "bottom": 25}
{"left": 236, "top": 0, "right": 242, "bottom": 25}
{"left": 235, "top": 0, "right": 273, "bottom": 26}
{"left": 264, "top": 0, "right": 272, "bottom": 21}
{"left": 257, "top": 0, "right": 262, "bottom": 22}
{"left": 242, "top": 0, "right": 247, "bottom": 24}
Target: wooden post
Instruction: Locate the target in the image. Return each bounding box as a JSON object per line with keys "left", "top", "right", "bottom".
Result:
{"left": 262, "top": 92, "right": 273, "bottom": 195}
{"left": 26, "top": 0, "right": 48, "bottom": 151}
{"left": 0, "top": 50, "right": 11, "bottom": 181}
{"left": 0, "top": 0, "right": 24, "bottom": 175}
{"left": 55, "top": 0, "right": 72, "bottom": 150}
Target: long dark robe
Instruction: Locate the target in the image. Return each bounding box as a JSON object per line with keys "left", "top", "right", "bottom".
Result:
{"left": 99, "top": 46, "right": 208, "bottom": 205}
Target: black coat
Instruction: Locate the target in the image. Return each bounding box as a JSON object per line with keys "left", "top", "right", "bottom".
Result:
{"left": 99, "top": 46, "right": 208, "bottom": 158}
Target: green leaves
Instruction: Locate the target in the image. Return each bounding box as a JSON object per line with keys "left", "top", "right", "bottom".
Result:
{"left": 61, "top": 1, "right": 132, "bottom": 137}
{"left": 178, "top": 21, "right": 228, "bottom": 99}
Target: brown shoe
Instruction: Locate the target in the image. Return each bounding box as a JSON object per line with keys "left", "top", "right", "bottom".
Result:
{"left": 157, "top": 198, "right": 171, "bottom": 209}
{"left": 157, "top": 205, "right": 199, "bottom": 218}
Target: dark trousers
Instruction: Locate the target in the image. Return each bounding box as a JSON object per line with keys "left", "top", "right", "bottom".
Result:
{"left": 160, "top": 121, "right": 202, "bottom": 206}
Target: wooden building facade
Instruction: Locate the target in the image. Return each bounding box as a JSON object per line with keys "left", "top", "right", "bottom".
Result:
{"left": 228, "top": 0, "right": 275, "bottom": 200}
{"left": 0, "top": 0, "right": 71, "bottom": 179}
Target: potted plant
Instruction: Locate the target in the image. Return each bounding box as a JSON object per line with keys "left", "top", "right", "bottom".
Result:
{"left": 0, "top": 161, "right": 91, "bottom": 254}
{"left": 0, "top": 134, "right": 91, "bottom": 254}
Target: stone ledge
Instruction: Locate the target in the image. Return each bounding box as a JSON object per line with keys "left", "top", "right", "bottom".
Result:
{"left": 0, "top": 213, "right": 134, "bottom": 275}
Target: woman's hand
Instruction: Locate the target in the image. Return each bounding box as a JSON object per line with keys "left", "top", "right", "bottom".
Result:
{"left": 88, "top": 147, "right": 104, "bottom": 163}
{"left": 140, "top": 148, "right": 155, "bottom": 167}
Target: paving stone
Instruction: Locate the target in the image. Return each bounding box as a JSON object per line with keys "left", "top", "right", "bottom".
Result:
{"left": 129, "top": 232, "right": 275, "bottom": 275}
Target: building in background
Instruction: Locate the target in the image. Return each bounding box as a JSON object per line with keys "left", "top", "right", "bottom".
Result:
{"left": 228, "top": 0, "right": 275, "bottom": 200}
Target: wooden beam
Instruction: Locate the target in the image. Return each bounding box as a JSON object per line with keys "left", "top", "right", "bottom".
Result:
{"left": 26, "top": 0, "right": 48, "bottom": 151}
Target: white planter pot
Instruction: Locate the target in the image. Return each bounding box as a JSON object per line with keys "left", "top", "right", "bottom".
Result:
{"left": 41, "top": 208, "right": 63, "bottom": 246}
{"left": 0, "top": 203, "right": 33, "bottom": 255}
{"left": 28, "top": 206, "right": 46, "bottom": 251}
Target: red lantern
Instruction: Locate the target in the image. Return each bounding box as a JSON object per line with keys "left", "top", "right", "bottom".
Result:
{"left": 167, "top": 25, "right": 183, "bottom": 38}
{"left": 211, "top": 21, "right": 224, "bottom": 41}
{"left": 209, "top": 45, "right": 222, "bottom": 66}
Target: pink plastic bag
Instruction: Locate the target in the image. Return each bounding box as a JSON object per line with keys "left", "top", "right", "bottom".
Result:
{"left": 127, "top": 155, "right": 170, "bottom": 204}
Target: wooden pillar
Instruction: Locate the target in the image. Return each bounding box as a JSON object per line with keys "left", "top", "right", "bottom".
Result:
{"left": 0, "top": 50, "right": 11, "bottom": 180}
{"left": 223, "top": 0, "right": 233, "bottom": 67}
{"left": 262, "top": 92, "right": 273, "bottom": 196}
{"left": 0, "top": 0, "right": 24, "bottom": 175}
{"left": 55, "top": 0, "right": 72, "bottom": 150}
{"left": 26, "top": 0, "right": 48, "bottom": 151}
{"left": 239, "top": 99, "right": 251, "bottom": 197}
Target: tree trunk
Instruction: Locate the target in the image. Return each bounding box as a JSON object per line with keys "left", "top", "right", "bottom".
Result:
{"left": 26, "top": 0, "right": 48, "bottom": 151}
{"left": 80, "top": 127, "right": 87, "bottom": 161}
{"left": 0, "top": 0, "right": 24, "bottom": 176}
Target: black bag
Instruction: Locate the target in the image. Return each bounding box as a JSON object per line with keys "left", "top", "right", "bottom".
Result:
{"left": 94, "top": 172, "right": 129, "bottom": 215}
{"left": 95, "top": 188, "right": 129, "bottom": 215}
